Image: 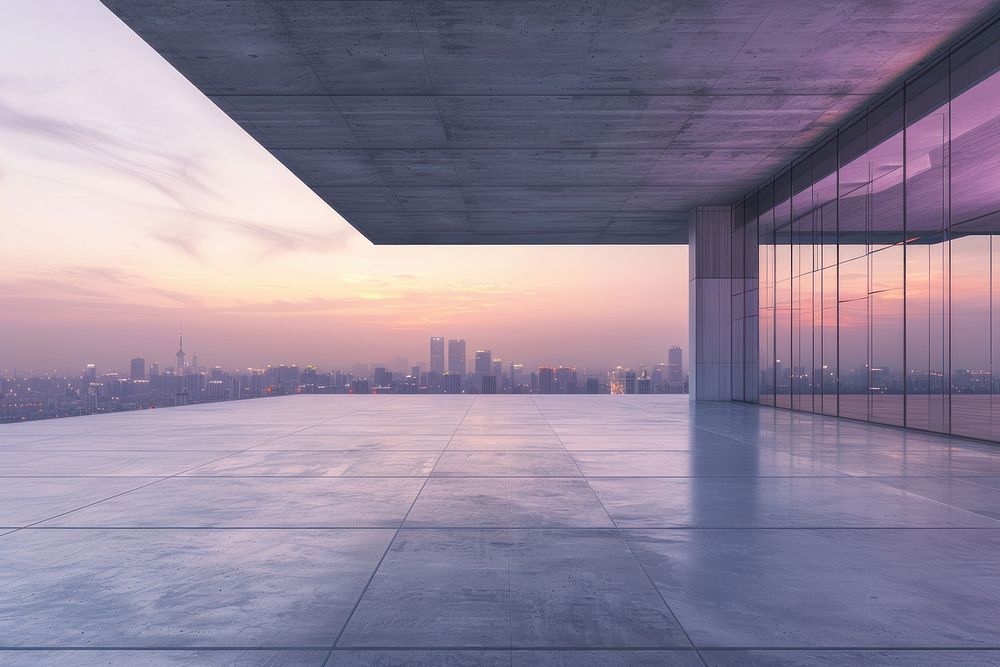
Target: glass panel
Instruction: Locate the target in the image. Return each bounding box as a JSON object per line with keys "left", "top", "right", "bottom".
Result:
{"left": 949, "top": 59, "right": 1000, "bottom": 439}
{"left": 951, "top": 68, "right": 1000, "bottom": 230}
{"left": 950, "top": 233, "right": 992, "bottom": 438}
{"left": 821, "top": 265, "right": 839, "bottom": 415}
{"left": 774, "top": 177, "right": 793, "bottom": 409}
{"left": 745, "top": 21, "right": 1000, "bottom": 443}
{"left": 905, "top": 63, "right": 950, "bottom": 433}
{"left": 869, "top": 246, "right": 904, "bottom": 426}
{"left": 759, "top": 208, "right": 776, "bottom": 406}
{"left": 838, "top": 255, "right": 868, "bottom": 420}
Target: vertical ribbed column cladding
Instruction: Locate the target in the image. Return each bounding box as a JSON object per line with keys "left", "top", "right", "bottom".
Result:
{"left": 688, "top": 206, "right": 737, "bottom": 401}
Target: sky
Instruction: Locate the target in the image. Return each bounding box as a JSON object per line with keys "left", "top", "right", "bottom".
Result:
{"left": 0, "top": 1, "right": 687, "bottom": 375}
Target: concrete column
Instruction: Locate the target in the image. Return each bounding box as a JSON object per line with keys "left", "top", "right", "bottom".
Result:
{"left": 688, "top": 206, "right": 735, "bottom": 401}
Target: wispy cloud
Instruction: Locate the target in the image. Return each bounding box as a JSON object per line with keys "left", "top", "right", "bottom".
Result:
{"left": 0, "top": 266, "right": 201, "bottom": 313}
{"left": 0, "top": 89, "right": 352, "bottom": 259}
{"left": 0, "top": 96, "right": 215, "bottom": 207}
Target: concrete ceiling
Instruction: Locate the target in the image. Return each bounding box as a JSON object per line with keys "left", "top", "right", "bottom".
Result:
{"left": 102, "top": 1, "right": 997, "bottom": 244}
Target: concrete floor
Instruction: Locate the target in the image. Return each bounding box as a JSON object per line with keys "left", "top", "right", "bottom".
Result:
{"left": 2, "top": 395, "right": 1000, "bottom": 666}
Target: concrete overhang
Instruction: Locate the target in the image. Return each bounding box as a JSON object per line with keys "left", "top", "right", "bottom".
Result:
{"left": 101, "top": 1, "right": 997, "bottom": 244}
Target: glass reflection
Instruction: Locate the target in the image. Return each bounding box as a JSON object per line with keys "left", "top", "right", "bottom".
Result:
{"left": 743, "top": 18, "right": 1000, "bottom": 442}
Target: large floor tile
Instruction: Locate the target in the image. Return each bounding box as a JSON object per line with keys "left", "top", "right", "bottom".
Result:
{"left": 330, "top": 650, "right": 510, "bottom": 665}
{"left": 184, "top": 450, "right": 440, "bottom": 476}
{"left": 0, "top": 650, "right": 328, "bottom": 666}
{"left": 512, "top": 649, "right": 703, "bottom": 665}
{"left": 702, "top": 649, "right": 1000, "bottom": 665}
{"left": 0, "top": 529, "right": 393, "bottom": 646}
{"left": 447, "top": 434, "right": 565, "bottom": 450}
{"left": 626, "top": 528, "right": 1000, "bottom": 648}
{"left": 338, "top": 529, "right": 510, "bottom": 647}
{"left": 0, "top": 450, "right": 240, "bottom": 476}
{"left": 40, "top": 477, "right": 424, "bottom": 528}
{"left": 506, "top": 478, "right": 614, "bottom": 527}
{"left": 509, "top": 530, "right": 691, "bottom": 648}
{"left": 256, "top": 434, "right": 452, "bottom": 451}
{"left": 432, "top": 451, "right": 581, "bottom": 477}
{"left": 590, "top": 476, "right": 997, "bottom": 528}
{"left": 0, "top": 477, "right": 155, "bottom": 527}
{"left": 405, "top": 478, "right": 509, "bottom": 527}
{"left": 572, "top": 448, "right": 833, "bottom": 477}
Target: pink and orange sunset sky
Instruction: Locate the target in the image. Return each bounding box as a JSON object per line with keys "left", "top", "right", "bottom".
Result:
{"left": 0, "top": 1, "right": 687, "bottom": 374}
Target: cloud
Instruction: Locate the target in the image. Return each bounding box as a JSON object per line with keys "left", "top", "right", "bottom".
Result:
{"left": 0, "top": 265, "right": 201, "bottom": 313}
{"left": 0, "top": 92, "right": 354, "bottom": 260}
{"left": 0, "top": 96, "right": 216, "bottom": 208}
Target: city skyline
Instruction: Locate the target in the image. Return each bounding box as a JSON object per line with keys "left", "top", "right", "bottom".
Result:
{"left": 0, "top": 331, "right": 688, "bottom": 379}
{"left": 0, "top": 336, "right": 688, "bottom": 422}
{"left": 0, "top": 1, "right": 688, "bottom": 373}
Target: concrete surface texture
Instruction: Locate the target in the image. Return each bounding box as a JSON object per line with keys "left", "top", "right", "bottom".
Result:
{"left": 100, "top": 1, "right": 996, "bottom": 244}
{"left": 3, "top": 395, "right": 1000, "bottom": 665}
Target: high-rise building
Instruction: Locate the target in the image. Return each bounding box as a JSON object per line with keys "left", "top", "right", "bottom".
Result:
{"left": 374, "top": 367, "right": 392, "bottom": 387}
{"left": 148, "top": 362, "right": 159, "bottom": 377}
{"left": 586, "top": 377, "right": 600, "bottom": 394}
{"left": 426, "top": 370, "right": 443, "bottom": 392}
{"left": 624, "top": 369, "right": 638, "bottom": 394}
{"left": 556, "top": 366, "right": 578, "bottom": 394}
{"left": 652, "top": 363, "right": 667, "bottom": 391}
{"left": 539, "top": 367, "right": 555, "bottom": 394}
{"left": 667, "top": 346, "right": 683, "bottom": 383}
{"left": 176, "top": 333, "right": 186, "bottom": 375}
{"left": 509, "top": 362, "right": 524, "bottom": 392}
{"left": 474, "top": 350, "right": 492, "bottom": 375}
{"left": 129, "top": 357, "right": 145, "bottom": 381}
{"left": 207, "top": 380, "right": 225, "bottom": 400}
{"left": 481, "top": 375, "right": 497, "bottom": 394}
{"left": 448, "top": 339, "right": 466, "bottom": 374}
{"left": 443, "top": 371, "right": 462, "bottom": 394}
{"left": 638, "top": 370, "right": 652, "bottom": 394}
{"left": 430, "top": 337, "right": 444, "bottom": 374}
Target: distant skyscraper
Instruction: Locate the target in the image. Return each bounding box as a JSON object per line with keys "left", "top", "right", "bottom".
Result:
{"left": 556, "top": 366, "right": 577, "bottom": 394}
{"left": 83, "top": 364, "right": 97, "bottom": 384}
{"left": 374, "top": 367, "right": 392, "bottom": 387}
{"left": 443, "top": 371, "right": 462, "bottom": 394}
{"left": 448, "top": 339, "right": 466, "bottom": 374}
{"left": 638, "top": 370, "right": 652, "bottom": 394}
{"left": 176, "top": 332, "right": 186, "bottom": 375}
{"left": 148, "top": 362, "right": 160, "bottom": 377}
{"left": 652, "top": 363, "right": 667, "bottom": 390}
{"left": 539, "top": 367, "right": 555, "bottom": 394}
{"left": 474, "top": 350, "right": 492, "bottom": 375}
{"left": 481, "top": 375, "right": 497, "bottom": 394}
{"left": 667, "top": 346, "right": 683, "bottom": 383}
{"left": 430, "top": 337, "right": 445, "bottom": 374}
{"left": 586, "top": 377, "right": 600, "bottom": 394}
{"left": 130, "top": 357, "right": 145, "bottom": 381}
{"left": 509, "top": 362, "right": 524, "bottom": 392}
{"left": 624, "top": 369, "right": 638, "bottom": 394}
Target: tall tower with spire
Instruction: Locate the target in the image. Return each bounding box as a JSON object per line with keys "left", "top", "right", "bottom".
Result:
{"left": 176, "top": 329, "right": 186, "bottom": 375}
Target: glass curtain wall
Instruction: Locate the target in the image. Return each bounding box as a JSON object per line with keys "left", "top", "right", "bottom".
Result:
{"left": 743, "top": 17, "right": 1000, "bottom": 441}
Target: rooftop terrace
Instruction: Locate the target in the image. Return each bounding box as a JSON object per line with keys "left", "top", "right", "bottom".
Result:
{"left": 2, "top": 395, "right": 1000, "bottom": 665}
